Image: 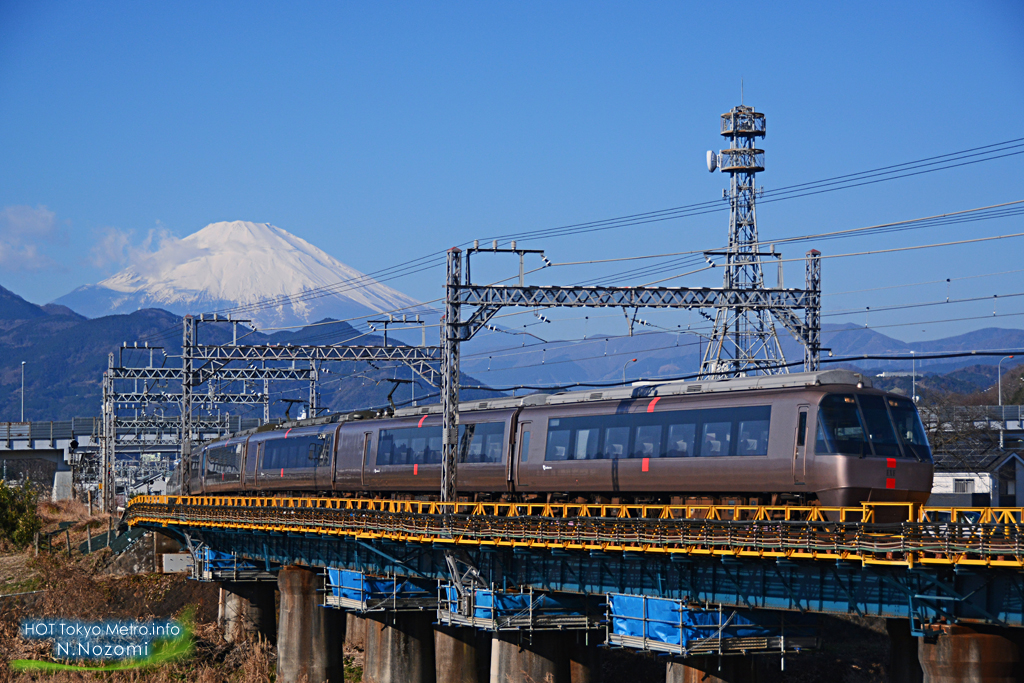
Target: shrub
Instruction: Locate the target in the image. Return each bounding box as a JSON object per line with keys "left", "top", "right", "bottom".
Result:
{"left": 0, "top": 480, "right": 42, "bottom": 548}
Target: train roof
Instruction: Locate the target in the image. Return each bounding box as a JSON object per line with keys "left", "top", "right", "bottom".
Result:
{"left": 207, "top": 370, "right": 874, "bottom": 441}
{"left": 392, "top": 369, "right": 872, "bottom": 417}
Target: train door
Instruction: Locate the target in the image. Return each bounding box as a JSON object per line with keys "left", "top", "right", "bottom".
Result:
{"left": 188, "top": 448, "right": 204, "bottom": 495}
{"left": 359, "top": 430, "right": 373, "bottom": 489}
{"left": 314, "top": 432, "right": 335, "bottom": 492}
{"left": 793, "top": 405, "right": 809, "bottom": 485}
{"left": 512, "top": 422, "right": 531, "bottom": 488}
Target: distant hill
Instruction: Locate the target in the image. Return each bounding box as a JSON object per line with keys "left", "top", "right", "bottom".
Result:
{"left": 458, "top": 323, "right": 1024, "bottom": 391}
{"left": 0, "top": 300, "right": 490, "bottom": 421}
{"left": 8, "top": 274, "right": 1024, "bottom": 420}
{"left": 0, "top": 285, "right": 50, "bottom": 325}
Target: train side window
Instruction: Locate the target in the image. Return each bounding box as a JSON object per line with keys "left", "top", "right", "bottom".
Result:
{"left": 377, "top": 431, "right": 398, "bottom": 465}
{"left": 603, "top": 426, "right": 630, "bottom": 459}
{"left": 458, "top": 423, "right": 505, "bottom": 463}
{"left": 574, "top": 428, "right": 601, "bottom": 460}
{"left": 737, "top": 416, "right": 770, "bottom": 456}
{"left": 814, "top": 421, "right": 832, "bottom": 454}
{"left": 378, "top": 425, "right": 465, "bottom": 465}
{"left": 261, "top": 443, "right": 276, "bottom": 470}
{"left": 666, "top": 423, "right": 696, "bottom": 457}
{"left": 519, "top": 430, "right": 531, "bottom": 462}
{"left": 206, "top": 445, "right": 242, "bottom": 477}
{"left": 797, "top": 413, "right": 807, "bottom": 447}
{"left": 633, "top": 425, "right": 662, "bottom": 458}
{"left": 541, "top": 407, "right": 770, "bottom": 461}
{"left": 546, "top": 427, "right": 571, "bottom": 461}
{"left": 700, "top": 421, "right": 732, "bottom": 456}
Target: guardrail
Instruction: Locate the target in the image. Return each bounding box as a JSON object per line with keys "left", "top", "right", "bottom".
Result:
{"left": 125, "top": 495, "right": 1024, "bottom": 568}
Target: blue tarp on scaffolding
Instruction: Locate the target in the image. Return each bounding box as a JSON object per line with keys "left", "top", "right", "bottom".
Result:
{"left": 327, "top": 569, "right": 433, "bottom": 603}
{"left": 441, "top": 585, "right": 589, "bottom": 620}
{"left": 202, "top": 548, "right": 260, "bottom": 571}
{"left": 608, "top": 594, "right": 816, "bottom": 649}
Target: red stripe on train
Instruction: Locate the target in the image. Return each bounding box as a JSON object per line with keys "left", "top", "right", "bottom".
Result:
{"left": 647, "top": 397, "right": 661, "bottom": 413}
{"left": 418, "top": 415, "right": 428, "bottom": 428}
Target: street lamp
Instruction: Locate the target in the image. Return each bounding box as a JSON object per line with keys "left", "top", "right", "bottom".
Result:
{"left": 998, "top": 355, "right": 1015, "bottom": 449}
{"left": 20, "top": 361, "right": 26, "bottom": 422}
{"left": 623, "top": 358, "right": 638, "bottom": 385}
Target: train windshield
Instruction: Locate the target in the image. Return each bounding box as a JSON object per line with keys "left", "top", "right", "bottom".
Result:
{"left": 815, "top": 394, "right": 869, "bottom": 456}
{"left": 886, "top": 397, "right": 932, "bottom": 461}
{"left": 815, "top": 393, "right": 931, "bottom": 460}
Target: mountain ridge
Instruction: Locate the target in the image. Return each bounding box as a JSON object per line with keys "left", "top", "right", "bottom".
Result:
{"left": 53, "top": 220, "right": 425, "bottom": 329}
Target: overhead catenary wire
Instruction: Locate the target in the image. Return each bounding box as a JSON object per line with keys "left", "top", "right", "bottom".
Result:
{"left": 460, "top": 349, "right": 1024, "bottom": 394}
{"left": 483, "top": 140, "right": 1024, "bottom": 244}
{"left": 181, "top": 139, "right": 1023, "bottom": 321}
{"left": 126, "top": 140, "right": 1024, "bottom": 415}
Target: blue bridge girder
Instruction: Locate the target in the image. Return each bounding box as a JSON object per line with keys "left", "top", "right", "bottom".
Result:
{"left": 141, "top": 523, "right": 1024, "bottom": 631}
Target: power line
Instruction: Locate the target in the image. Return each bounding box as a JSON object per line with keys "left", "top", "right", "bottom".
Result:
{"left": 175, "top": 139, "right": 1024, "bottom": 321}
{"left": 463, "top": 349, "right": 1024, "bottom": 394}
{"left": 483, "top": 140, "right": 1024, "bottom": 244}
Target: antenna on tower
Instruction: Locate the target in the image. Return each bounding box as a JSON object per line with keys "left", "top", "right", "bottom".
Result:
{"left": 699, "top": 103, "right": 787, "bottom": 379}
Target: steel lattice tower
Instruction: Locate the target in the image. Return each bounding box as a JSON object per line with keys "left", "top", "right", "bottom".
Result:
{"left": 699, "top": 105, "right": 787, "bottom": 378}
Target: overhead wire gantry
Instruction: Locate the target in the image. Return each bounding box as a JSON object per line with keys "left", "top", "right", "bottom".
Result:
{"left": 437, "top": 240, "right": 822, "bottom": 503}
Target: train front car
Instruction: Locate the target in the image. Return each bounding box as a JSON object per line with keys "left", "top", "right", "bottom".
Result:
{"left": 808, "top": 383, "right": 933, "bottom": 508}
{"left": 513, "top": 369, "right": 933, "bottom": 508}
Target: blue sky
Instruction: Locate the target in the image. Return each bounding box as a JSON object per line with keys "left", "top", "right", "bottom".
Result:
{"left": 1, "top": 1, "right": 1022, "bottom": 342}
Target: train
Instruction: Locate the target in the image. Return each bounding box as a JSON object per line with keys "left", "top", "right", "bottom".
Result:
{"left": 169, "top": 369, "right": 934, "bottom": 508}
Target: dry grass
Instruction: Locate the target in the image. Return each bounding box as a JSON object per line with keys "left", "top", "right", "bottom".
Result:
{"left": 0, "top": 632, "right": 278, "bottom": 683}
{"left": 0, "top": 505, "right": 281, "bottom": 683}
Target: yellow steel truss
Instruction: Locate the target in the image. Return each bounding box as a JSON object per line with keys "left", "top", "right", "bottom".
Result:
{"left": 124, "top": 495, "right": 1024, "bottom": 568}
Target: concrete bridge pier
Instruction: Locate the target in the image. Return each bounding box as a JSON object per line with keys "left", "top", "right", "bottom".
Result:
{"left": 489, "top": 630, "right": 570, "bottom": 683}
{"left": 666, "top": 656, "right": 758, "bottom": 683}
{"left": 917, "top": 625, "right": 1019, "bottom": 683}
{"left": 886, "top": 619, "right": 923, "bottom": 682}
{"left": 219, "top": 581, "right": 277, "bottom": 643}
{"left": 434, "top": 624, "right": 490, "bottom": 683}
{"left": 568, "top": 631, "right": 602, "bottom": 683}
{"left": 277, "top": 566, "right": 344, "bottom": 683}
{"left": 346, "top": 612, "right": 367, "bottom": 651}
{"left": 363, "top": 611, "right": 436, "bottom": 683}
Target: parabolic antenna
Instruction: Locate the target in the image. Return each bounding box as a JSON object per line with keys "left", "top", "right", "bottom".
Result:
{"left": 706, "top": 150, "right": 718, "bottom": 172}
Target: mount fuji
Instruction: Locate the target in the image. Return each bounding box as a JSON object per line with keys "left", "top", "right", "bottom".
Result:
{"left": 54, "top": 221, "right": 426, "bottom": 329}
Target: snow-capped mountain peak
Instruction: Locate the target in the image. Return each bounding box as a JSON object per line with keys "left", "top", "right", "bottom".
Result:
{"left": 55, "top": 221, "right": 424, "bottom": 328}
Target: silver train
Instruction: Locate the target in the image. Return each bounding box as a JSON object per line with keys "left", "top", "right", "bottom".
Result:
{"left": 170, "top": 369, "right": 934, "bottom": 507}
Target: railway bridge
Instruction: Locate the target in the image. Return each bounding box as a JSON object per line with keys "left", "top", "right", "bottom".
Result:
{"left": 126, "top": 495, "right": 1024, "bottom": 683}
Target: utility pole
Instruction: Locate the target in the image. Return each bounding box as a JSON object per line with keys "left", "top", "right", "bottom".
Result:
{"left": 20, "top": 361, "right": 26, "bottom": 422}
{"left": 440, "top": 247, "right": 462, "bottom": 503}
{"left": 998, "top": 355, "right": 1015, "bottom": 449}
{"left": 181, "top": 316, "right": 195, "bottom": 492}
